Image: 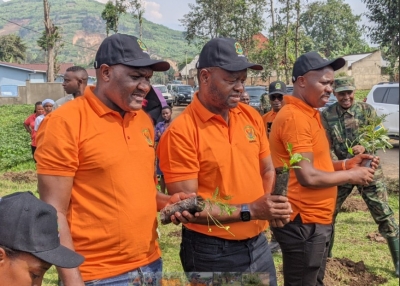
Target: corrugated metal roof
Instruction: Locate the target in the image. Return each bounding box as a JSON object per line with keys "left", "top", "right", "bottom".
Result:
{"left": 342, "top": 53, "right": 372, "bottom": 67}
{"left": 180, "top": 55, "right": 199, "bottom": 76}
{"left": 0, "top": 62, "right": 74, "bottom": 74}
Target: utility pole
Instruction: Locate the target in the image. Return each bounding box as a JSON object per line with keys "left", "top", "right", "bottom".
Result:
{"left": 185, "top": 51, "right": 188, "bottom": 85}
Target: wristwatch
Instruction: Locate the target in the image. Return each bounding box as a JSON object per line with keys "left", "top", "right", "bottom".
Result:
{"left": 240, "top": 204, "right": 251, "bottom": 222}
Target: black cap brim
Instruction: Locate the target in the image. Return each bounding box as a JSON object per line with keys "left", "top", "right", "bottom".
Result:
{"left": 311, "top": 57, "right": 345, "bottom": 73}
{"left": 269, "top": 91, "right": 285, "bottom": 96}
{"left": 220, "top": 61, "right": 263, "bottom": 72}
{"left": 123, "top": 58, "right": 170, "bottom": 72}
{"left": 33, "top": 245, "right": 84, "bottom": 268}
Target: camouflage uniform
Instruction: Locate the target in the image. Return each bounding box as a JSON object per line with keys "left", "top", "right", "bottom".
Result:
{"left": 321, "top": 78, "right": 399, "bottom": 270}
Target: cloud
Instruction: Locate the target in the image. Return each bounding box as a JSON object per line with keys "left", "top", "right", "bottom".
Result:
{"left": 143, "top": 1, "right": 163, "bottom": 21}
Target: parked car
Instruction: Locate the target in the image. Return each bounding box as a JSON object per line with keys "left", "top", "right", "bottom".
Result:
{"left": 153, "top": 84, "right": 174, "bottom": 107}
{"left": 365, "top": 82, "right": 399, "bottom": 138}
{"left": 171, "top": 84, "right": 193, "bottom": 105}
{"left": 166, "top": 83, "right": 180, "bottom": 93}
{"left": 245, "top": 86, "right": 267, "bottom": 114}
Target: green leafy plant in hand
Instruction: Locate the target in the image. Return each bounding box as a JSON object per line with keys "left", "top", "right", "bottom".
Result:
{"left": 198, "top": 187, "right": 236, "bottom": 237}
{"left": 281, "top": 142, "right": 310, "bottom": 173}
{"left": 358, "top": 113, "right": 393, "bottom": 154}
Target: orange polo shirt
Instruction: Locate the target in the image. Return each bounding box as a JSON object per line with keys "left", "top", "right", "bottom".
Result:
{"left": 262, "top": 110, "right": 277, "bottom": 126}
{"left": 158, "top": 94, "right": 270, "bottom": 240}
{"left": 269, "top": 95, "right": 337, "bottom": 225}
{"left": 35, "top": 86, "right": 160, "bottom": 281}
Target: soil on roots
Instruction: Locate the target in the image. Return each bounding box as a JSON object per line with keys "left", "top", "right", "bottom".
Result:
{"left": 324, "top": 257, "right": 387, "bottom": 286}
{"left": 2, "top": 170, "right": 37, "bottom": 183}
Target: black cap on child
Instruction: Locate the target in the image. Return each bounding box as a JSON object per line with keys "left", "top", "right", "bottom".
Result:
{"left": 0, "top": 191, "right": 84, "bottom": 268}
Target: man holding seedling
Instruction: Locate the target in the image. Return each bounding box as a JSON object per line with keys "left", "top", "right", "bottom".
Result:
{"left": 35, "top": 34, "right": 194, "bottom": 286}
{"left": 321, "top": 76, "right": 399, "bottom": 277}
{"left": 157, "top": 37, "right": 292, "bottom": 284}
{"left": 269, "top": 52, "right": 380, "bottom": 285}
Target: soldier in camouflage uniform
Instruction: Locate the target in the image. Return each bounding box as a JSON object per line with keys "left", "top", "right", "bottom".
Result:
{"left": 321, "top": 76, "right": 399, "bottom": 277}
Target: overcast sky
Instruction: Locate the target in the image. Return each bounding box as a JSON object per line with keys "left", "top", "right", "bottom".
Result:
{"left": 3, "top": 0, "right": 371, "bottom": 41}
{"left": 93, "top": 0, "right": 369, "bottom": 32}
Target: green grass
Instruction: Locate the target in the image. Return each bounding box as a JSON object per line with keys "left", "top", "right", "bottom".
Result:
{"left": 355, "top": 89, "right": 370, "bottom": 102}
{"left": 1, "top": 173, "right": 398, "bottom": 285}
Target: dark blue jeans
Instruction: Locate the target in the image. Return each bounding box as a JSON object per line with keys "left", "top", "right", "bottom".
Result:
{"left": 180, "top": 227, "right": 277, "bottom": 285}
{"left": 84, "top": 258, "right": 162, "bottom": 286}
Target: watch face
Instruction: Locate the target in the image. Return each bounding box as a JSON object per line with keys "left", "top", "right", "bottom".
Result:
{"left": 241, "top": 211, "right": 251, "bottom": 222}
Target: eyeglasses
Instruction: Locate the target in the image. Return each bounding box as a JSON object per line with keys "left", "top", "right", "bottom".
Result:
{"left": 269, "top": 95, "right": 283, "bottom": 101}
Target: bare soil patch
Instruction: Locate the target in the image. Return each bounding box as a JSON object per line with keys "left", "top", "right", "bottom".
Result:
{"left": 324, "top": 257, "right": 387, "bottom": 286}
{"left": 169, "top": 230, "right": 182, "bottom": 238}
{"left": 366, "top": 232, "right": 386, "bottom": 243}
{"left": 2, "top": 170, "right": 37, "bottom": 183}
{"left": 340, "top": 195, "right": 369, "bottom": 212}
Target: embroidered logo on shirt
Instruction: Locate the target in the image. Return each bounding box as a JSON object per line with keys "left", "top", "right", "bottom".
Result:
{"left": 244, "top": 125, "right": 257, "bottom": 142}
{"left": 142, "top": 128, "right": 154, "bottom": 146}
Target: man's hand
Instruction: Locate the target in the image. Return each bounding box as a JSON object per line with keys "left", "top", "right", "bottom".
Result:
{"left": 347, "top": 153, "right": 380, "bottom": 170}
{"left": 347, "top": 167, "right": 375, "bottom": 185}
{"left": 351, "top": 145, "right": 365, "bottom": 155}
{"left": 249, "top": 194, "right": 292, "bottom": 225}
{"left": 165, "top": 192, "right": 198, "bottom": 225}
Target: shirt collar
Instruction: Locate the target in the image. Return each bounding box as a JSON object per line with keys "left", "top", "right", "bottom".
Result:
{"left": 192, "top": 91, "right": 241, "bottom": 123}
{"left": 85, "top": 86, "right": 137, "bottom": 118}
{"left": 283, "top": 95, "right": 319, "bottom": 119}
{"left": 336, "top": 103, "right": 355, "bottom": 117}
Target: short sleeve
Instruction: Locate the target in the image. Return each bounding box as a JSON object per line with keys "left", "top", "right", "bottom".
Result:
{"left": 35, "top": 115, "right": 79, "bottom": 176}
{"left": 279, "top": 111, "right": 313, "bottom": 154}
{"left": 157, "top": 123, "right": 199, "bottom": 183}
{"left": 34, "top": 116, "right": 43, "bottom": 131}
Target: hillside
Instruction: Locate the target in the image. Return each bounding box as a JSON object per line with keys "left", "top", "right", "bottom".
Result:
{"left": 0, "top": 0, "right": 199, "bottom": 67}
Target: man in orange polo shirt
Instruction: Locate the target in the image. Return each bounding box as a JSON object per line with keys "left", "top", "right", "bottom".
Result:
{"left": 35, "top": 34, "right": 194, "bottom": 286}
{"left": 262, "top": 80, "right": 286, "bottom": 137}
{"left": 268, "top": 51, "right": 379, "bottom": 285}
{"left": 157, "top": 37, "right": 292, "bottom": 284}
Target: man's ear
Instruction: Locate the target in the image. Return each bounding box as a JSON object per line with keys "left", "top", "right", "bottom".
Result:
{"left": 99, "top": 64, "right": 112, "bottom": 82}
{"left": 297, "top": 76, "right": 306, "bottom": 88}
{"left": 0, "top": 248, "right": 7, "bottom": 266}
{"left": 199, "top": 68, "right": 210, "bottom": 85}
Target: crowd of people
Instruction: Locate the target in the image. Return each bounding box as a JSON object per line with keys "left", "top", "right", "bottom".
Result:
{"left": 5, "top": 32, "right": 397, "bottom": 286}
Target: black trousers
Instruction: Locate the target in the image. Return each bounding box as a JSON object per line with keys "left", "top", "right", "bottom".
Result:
{"left": 271, "top": 214, "right": 333, "bottom": 286}
{"left": 31, "top": 145, "right": 37, "bottom": 163}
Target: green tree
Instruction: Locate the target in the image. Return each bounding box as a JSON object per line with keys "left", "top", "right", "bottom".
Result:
{"left": 126, "top": 0, "right": 145, "bottom": 39}
{"left": 362, "top": 0, "right": 399, "bottom": 80}
{"left": 101, "top": 0, "right": 126, "bottom": 36}
{"left": 180, "top": 0, "right": 267, "bottom": 50}
{"left": 300, "top": 0, "right": 368, "bottom": 57}
{"left": 0, "top": 34, "right": 27, "bottom": 63}
{"left": 38, "top": 0, "right": 63, "bottom": 82}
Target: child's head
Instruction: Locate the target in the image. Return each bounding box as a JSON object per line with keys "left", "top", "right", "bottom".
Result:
{"left": 0, "top": 192, "right": 84, "bottom": 286}
{"left": 161, "top": 106, "right": 172, "bottom": 121}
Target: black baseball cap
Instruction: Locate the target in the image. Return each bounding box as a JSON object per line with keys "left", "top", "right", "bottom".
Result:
{"left": 94, "top": 34, "right": 170, "bottom": 71}
{"left": 0, "top": 192, "right": 84, "bottom": 268}
{"left": 269, "top": 81, "right": 287, "bottom": 96}
{"left": 196, "top": 37, "right": 263, "bottom": 71}
{"left": 292, "top": 51, "right": 345, "bottom": 83}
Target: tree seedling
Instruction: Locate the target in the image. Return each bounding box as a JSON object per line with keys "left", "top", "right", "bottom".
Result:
{"left": 160, "top": 187, "right": 236, "bottom": 237}
{"left": 273, "top": 143, "right": 310, "bottom": 196}
{"left": 357, "top": 113, "right": 393, "bottom": 167}
{"left": 281, "top": 142, "right": 310, "bottom": 173}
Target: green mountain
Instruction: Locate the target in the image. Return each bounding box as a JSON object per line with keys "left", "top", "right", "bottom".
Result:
{"left": 0, "top": 0, "right": 199, "bottom": 67}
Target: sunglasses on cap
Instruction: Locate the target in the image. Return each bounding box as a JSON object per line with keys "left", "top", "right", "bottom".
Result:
{"left": 269, "top": 94, "right": 283, "bottom": 101}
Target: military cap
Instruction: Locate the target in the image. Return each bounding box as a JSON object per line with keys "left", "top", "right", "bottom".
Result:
{"left": 334, "top": 76, "right": 356, "bottom": 92}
